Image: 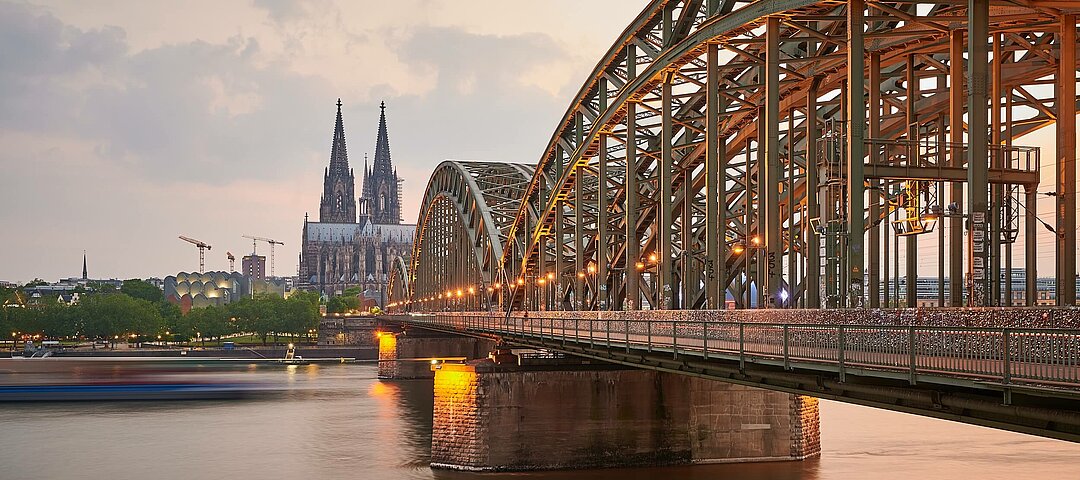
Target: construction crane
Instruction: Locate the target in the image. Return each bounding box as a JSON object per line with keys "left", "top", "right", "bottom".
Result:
{"left": 178, "top": 235, "right": 212, "bottom": 273}
{"left": 242, "top": 235, "right": 285, "bottom": 277}
{"left": 227, "top": 251, "right": 236, "bottom": 272}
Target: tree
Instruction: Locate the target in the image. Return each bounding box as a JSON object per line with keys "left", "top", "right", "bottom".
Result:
{"left": 77, "top": 294, "right": 164, "bottom": 345}
{"left": 327, "top": 295, "right": 360, "bottom": 313}
{"left": 121, "top": 279, "right": 164, "bottom": 303}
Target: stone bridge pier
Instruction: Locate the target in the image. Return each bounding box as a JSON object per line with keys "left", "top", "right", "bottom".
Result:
{"left": 429, "top": 358, "right": 820, "bottom": 471}
{"left": 377, "top": 330, "right": 496, "bottom": 379}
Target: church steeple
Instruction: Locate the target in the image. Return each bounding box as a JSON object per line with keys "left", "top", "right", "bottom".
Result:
{"left": 319, "top": 99, "right": 357, "bottom": 223}
{"left": 362, "top": 101, "right": 402, "bottom": 224}
{"left": 82, "top": 251, "right": 87, "bottom": 280}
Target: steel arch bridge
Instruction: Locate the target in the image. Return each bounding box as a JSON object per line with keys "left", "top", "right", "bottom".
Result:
{"left": 390, "top": 0, "right": 1080, "bottom": 314}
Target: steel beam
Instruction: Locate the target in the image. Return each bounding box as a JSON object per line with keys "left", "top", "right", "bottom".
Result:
{"left": 906, "top": 54, "right": 918, "bottom": 309}
{"left": 869, "top": 52, "right": 881, "bottom": 308}
{"left": 706, "top": 42, "right": 722, "bottom": 309}
{"left": 660, "top": 71, "right": 675, "bottom": 309}
{"left": 598, "top": 78, "right": 610, "bottom": 310}
{"left": 625, "top": 47, "right": 640, "bottom": 310}
{"left": 1057, "top": 14, "right": 1077, "bottom": 306}
{"left": 765, "top": 16, "right": 783, "bottom": 307}
{"left": 967, "top": 0, "right": 990, "bottom": 307}
{"left": 846, "top": 0, "right": 866, "bottom": 307}
{"left": 806, "top": 77, "right": 820, "bottom": 309}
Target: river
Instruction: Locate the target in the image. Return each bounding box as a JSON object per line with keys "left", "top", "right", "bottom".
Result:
{"left": 0, "top": 364, "right": 1076, "bottom": 480}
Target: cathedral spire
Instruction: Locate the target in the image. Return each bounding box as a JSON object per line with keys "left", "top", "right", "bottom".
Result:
{"left": 328, "top": 98, "right": 350, "bottom": 175}
{"left": 361, "top": 101, "right": 402, "bottom": 224}
{"left": 373, "top": 101, "right": 391, "bottom": 171}
{"left": 82, "top": 251, "right": 87, "bottom": 280}
{"left": 319, "top": 99, "right": 357, "bottom": 223}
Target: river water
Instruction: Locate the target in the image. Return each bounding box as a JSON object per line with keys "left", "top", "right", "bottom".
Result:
{"left": 0, "top": 364, "right": 1077, "bottom": 480}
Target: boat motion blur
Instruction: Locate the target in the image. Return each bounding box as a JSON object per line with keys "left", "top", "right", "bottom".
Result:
{"left": 0, "top": 358, "right": 280, "bottom": 401}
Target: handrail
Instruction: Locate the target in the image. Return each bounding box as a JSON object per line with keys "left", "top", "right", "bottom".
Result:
{"left": 388, "top": 313, "right": 1080, "bottom": 390}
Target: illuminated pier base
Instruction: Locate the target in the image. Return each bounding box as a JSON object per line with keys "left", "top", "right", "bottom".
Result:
{"left": 430, "top": 362, "right": 820, "bottom": 471}
{"left": 377, "top": 332, "right": 495, "bottom": 379}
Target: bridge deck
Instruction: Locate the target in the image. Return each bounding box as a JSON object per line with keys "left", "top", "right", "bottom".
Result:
{"left": 386, "top": 311, "right": 1080, "bottom": 442}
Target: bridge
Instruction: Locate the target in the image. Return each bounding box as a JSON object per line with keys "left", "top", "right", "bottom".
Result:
{"left": 375, "top": 0, "right": 1080, "bottom": 470}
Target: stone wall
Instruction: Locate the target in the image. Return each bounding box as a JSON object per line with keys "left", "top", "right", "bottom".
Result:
{"left": 378, "top": 333, "right": 496, "bottom": 379}
{"left": 430, "top": 363, "right": 820, "bottom": 471}
{"left": 319, "top": 317, "right": 380, "bottom": 346}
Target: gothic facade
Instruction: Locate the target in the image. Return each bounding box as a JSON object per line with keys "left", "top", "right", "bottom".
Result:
{"left": 299, "top": 100, "right": 415, "bottom": 305}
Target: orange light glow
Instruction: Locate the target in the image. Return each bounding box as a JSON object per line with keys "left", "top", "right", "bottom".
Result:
{"left": 648, "top": 252, "right": 658, "bottom": 263}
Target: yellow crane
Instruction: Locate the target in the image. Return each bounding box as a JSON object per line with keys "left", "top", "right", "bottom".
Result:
{"left": 178, "top": 235, "right": 212, "bottom": 273}
{"left": 242, "top": 235, "right": 285, "bottom": 277}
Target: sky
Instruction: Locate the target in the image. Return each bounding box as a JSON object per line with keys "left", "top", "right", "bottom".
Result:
{"left": 0, "top": 0, "right": 1074, "bottom": 284}
{"left": 0, "top": 0, "right": 645, "bottom": 282}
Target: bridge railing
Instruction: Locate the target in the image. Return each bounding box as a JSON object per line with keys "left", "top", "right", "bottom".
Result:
{"left": 390, "top": 314, "right": 1080, "bottom": 389}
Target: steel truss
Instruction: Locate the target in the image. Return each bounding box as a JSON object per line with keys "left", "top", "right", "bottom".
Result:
{"left": 395, "top": 0, "right": 1080, "bottom": 313}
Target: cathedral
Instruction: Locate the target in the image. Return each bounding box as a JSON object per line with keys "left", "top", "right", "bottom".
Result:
{"left": 299, "top": 100, "right": 415, "bottom": 305}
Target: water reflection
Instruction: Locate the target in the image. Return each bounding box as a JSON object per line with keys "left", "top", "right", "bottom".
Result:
{"left": 0, "top": 364, "right": 1076, "bottom": 480}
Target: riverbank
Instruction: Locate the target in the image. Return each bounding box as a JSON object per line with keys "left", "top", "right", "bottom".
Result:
{"left": 1, "top": 346, "right": 377, "bottom": 360}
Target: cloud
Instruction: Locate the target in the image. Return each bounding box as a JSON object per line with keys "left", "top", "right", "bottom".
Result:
{"left": 0, "top": 0, "right": 638, "bottom": 282}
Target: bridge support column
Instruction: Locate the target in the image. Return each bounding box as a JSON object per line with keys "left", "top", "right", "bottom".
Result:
{"left": 430, "top": 362, "right": 820, "bottom": 471}
{"left": 377, "top": 332, "right": 496, "bottom": 379}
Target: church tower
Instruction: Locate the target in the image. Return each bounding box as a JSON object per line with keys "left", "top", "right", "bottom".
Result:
{"left": 362, "top": 101, "right": 402, "bottom": 225}
{"left": 319, "top": 99, "right": 357, "bottom": 224}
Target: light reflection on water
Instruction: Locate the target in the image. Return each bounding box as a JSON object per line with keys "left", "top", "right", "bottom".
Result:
{"left": 0, "top": 364, "right": 1076, "bottom": 480}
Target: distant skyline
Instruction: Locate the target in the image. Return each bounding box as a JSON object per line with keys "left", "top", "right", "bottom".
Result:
{"left": 0, "top": 1, "right": 643, "bottom": 282}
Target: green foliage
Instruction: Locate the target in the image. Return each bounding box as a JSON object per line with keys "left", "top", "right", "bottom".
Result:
{"left": 216, "top": 293, "right": 320, "bottom": 345}
{"left": 121, "top": 279, "right": 164, "bottom": 303}
{"left": 326, "top": 295, "right": 361, "bottom": 313}
{"left": 76, "top": 294, "right": 164, "bottom": 340}
{"left": 342, "top": 286, "right": 363, "bottom": 297}
{"left": 23, "top": 279, "right": 47, "bottom": 288}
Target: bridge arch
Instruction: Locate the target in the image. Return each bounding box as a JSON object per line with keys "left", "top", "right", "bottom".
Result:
{"left": 496, "top": 0, "right": 1075, "bottom": 312}
{"left": 400, "top": 1, "right": 1077, "bottom": 312}
{"left": 406, "top": 161, "right": 536, "bottom": 311}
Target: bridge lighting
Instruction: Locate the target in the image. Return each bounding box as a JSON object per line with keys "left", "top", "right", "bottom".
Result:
{"left": 577, "top": 271, "right": 586, "bottom": 279}
{"left": 546, "top": 272, "right": 554, "bottom": 280}
{"left": 779, "top": 288, "right": 789, "bottom": 303}
{"left": 468, "top": 287, "right": 475, "bottom": 295}
{"left": 636, "top": 262, "right": 645, "bottom": 271}
{"left": 751, "top": 236, "right": 761, "bottom": 246}
{"left": 456, "top": 290, "right": 464, "bottom": 297}
{"left": 493, "top": 283, "right": 502, "bottom": 289}
{"left": 648, "top": 252, "right": 658, "bottom": 263}
{"left": 537, "top": 278, "right": 547, "bottom": 286}
{"left": 430, "top": 359, "right": 439, "bottom": 365}
{"left": 587, "top": 263, "right": 596, "bottom": 275}
{"left": 517, "top": 278, "right": 525, "bottom": 286}
{"left": 733, "top": 244, "right": 746, "bottom": 255}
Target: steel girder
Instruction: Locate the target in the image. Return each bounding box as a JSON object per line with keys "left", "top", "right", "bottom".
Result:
{"left": 387, "top": 255, "right": 410, "bottom": 308}
{"left": 402, "top": 161, "right": 536, "bottom": 311}
{"left": 491, "top": 0, "right": 1079, "bottom": 312}
{"left": 400, "top": 0, "right": 1079, "bottom": 312}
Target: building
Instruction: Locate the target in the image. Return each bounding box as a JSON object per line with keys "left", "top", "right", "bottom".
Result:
{"left": 298, "top": 100, "right": 415, "bottom": 305}
{"left": 878, "top": 270, "right": 1079, "bottom": 307}
{"left": 164, "top": 271, "right": 246, "bottom": 314}
{"left": 242, "top": 254, "right": 266, "bottom": 281}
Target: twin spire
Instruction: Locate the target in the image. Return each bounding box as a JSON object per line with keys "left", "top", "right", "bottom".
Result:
{"left": 319, "top": 99, "right": 398, "bottom": 224}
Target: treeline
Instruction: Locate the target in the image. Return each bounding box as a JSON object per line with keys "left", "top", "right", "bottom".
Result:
{"left": 0, "top": 280, "right": 321, "bottom": 345}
